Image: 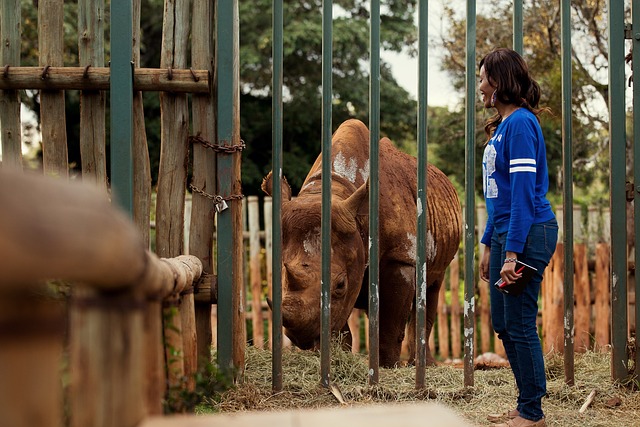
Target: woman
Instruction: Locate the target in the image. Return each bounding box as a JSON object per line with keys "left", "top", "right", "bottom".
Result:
{"left": 478, "top": 48, "right": 558, "bottom": 427}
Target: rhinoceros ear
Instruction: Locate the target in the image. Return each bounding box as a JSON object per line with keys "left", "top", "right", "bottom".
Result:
{"left": 261, "top": 170, "right": 292, "bottom": 201}
{"left": 343, "top": 178, "right": 369, "bottom": 218}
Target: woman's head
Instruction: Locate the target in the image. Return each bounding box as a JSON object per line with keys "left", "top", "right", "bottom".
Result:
{"left": 479, "top": 48, "right": 541, "bottom": 109}
{"left": 479, "top": 48, "right": 545, "bottom": 138}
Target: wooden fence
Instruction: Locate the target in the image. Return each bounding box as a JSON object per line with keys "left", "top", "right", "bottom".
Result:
{"left": 232, "top": 197, "right": 622, "bottom": 361}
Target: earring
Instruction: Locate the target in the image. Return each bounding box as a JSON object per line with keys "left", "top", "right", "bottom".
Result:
{"left": 490, "top": 91, "right": 497, "bottom": 107}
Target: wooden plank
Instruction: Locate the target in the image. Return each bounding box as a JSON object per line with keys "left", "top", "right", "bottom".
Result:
{"left": 574, "top": 243, "right": 591, "bottom": 351}
{"left": 39, "top": 0, "right": 68, "bottom": 177}
{"left": 0, "top": 0, "right": 23, "bottom": 170}
{"left": 594, "top": 242, "right": 611, "bottom": 350}
{"left": 78, "top": 0, "right": 107, "bottom": 186}
{"left": 0, "top": 66, "right": 210, "bottom": 93}
{"left": 140, "top": 402, "right": 473, "bottom": 427}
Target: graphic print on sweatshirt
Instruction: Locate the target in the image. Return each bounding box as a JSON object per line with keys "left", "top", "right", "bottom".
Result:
{"left": 483, "top": 135, "right": 499, "bottom": 199}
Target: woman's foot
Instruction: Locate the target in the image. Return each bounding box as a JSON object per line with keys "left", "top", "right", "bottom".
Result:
{"left": 492, "top": 415, "right": 545, "bottom": 427}
{"left": 487, "top": 409, "right": 519, "bottom": 422}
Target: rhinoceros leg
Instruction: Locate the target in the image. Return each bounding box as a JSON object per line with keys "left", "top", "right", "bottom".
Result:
{"left": 405, "top": 273, "right": 444, "bottom": 367}
{"left": 378, "top": 264, "right": 415, "bottom": 368}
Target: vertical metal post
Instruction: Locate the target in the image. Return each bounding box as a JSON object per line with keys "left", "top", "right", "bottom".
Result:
{"left": 368, "top": 0, "right": 381, "bottom": 386}
{"left": 607, "top": 0, "right": 628, "bottom": 382}
{"left": 415, "top": 0, "right": 429, "bottom": 390}
{"left": 320, "top": 0, "right": 333, "bottom": 388}
{"left": 560, "top": 0, "right": 574, "bottom": 386}
{"left": 463, "top": 0, "right": 476, "bottom": 388}
{"left": 271, "top": 0, "right": 284, "bottom": 392}
{"left": 512, "top": 0, "right": 523, "bottom": 54}
{"left": 632, "top": 0, "right": 640, "bottom": 381}
{"left": 110, "top": 0, "right": 134, "bottom": 215}
{"left": 216, "top": 0, "right": 241, "bottom": 375}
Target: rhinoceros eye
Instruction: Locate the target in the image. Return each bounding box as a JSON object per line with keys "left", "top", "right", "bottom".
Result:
{"left": 334, "top": 278, "right": 347, "bottom": 296}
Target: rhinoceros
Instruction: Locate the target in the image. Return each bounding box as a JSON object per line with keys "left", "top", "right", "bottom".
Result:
{"left": 262, "top": 119, "right": 461, "bottom": 367}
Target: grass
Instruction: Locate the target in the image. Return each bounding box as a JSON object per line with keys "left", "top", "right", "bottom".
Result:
{"left": 198, "top": 342, "right": 640, "bottom": 427}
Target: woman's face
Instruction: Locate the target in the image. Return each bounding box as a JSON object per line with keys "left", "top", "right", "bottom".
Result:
{"left": 478, "top": 65, "right": 497, "bottom": 109}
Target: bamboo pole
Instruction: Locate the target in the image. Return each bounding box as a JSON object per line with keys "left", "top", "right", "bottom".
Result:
{"left": 574, "top": 243, "right": 591, "bottom": 351}
{"left": 594, "top": 242, "right": 611, "bottom": 350}
{"left": 39, "top": 0, "right": 68, "bottom": 177}
{"left": 0, "top": 0, "right": 22, "bottom": 170}
{"left": 78, "top": 0, "right": 107, "bottom": 187}
{"left": 0, "top": 66, "right": 210, "bottom": 93}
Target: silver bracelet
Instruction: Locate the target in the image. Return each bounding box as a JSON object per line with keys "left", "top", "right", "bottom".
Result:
{"left": 504, "top": 257, "right": 517, "bottom": 264}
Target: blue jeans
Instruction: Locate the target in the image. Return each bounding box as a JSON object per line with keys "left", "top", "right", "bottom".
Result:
{"left": 489, "top": 218, "right": 558, "bottom": 422}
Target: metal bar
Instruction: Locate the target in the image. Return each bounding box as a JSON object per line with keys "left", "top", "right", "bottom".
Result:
{"left": 632, "top": 0, "right": 640, "bottom": 381}
{"left": 513, "top": 0, "right": 523, "bottom": 54}
{"left": 368, "top": 0, "right": 381, "bottom": 386}
{"left": 320, "top": 0, "right": 333, "bottom": 388}
{"left": 463, "top": 0, "right": 476, "bottom": 388}
{"left": 560, "top": 0, "right": 575, "bottom": 386}
{"left": 110, "top": 0, "right": 134, "bottom": 215}
{"left": 215, "top": 0, "right": 241, "bottom": 375}
{"left": 607, "top": 0, "right": 628, "bottom": 382}
{"left": 415, "top": 0, "right": 429, "bottom": 390}
{"left": 271, "top": 0, "right": 284, "bottom": 392}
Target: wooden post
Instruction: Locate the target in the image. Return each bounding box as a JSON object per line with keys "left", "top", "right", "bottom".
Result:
{"left": 264, "top": 196, "right": 274, "bottom": 347}
{"left": 78, "top": 0, "right": 107, "bottom": 186}
{"left": 574, "top": 243, "right": 591, "bottom": 351}
{"left": 594, "top": 242, "right": 611, "bottom": 350}
{"left": 450, "top": 254, "right": 462, "bottom": 358}
{"left": 70, "top": 287, "right": 145, "bottom": 427}
{"left": 248, "top": 196, "right": 265, "bottom": 348}
{"left": 544, "top": 243, "right": 565, "bottom": 353}
{"left": 349, "top": 310, "right": 361, "bottom": 353}
{"left": 437, "top": 281, "right": 450, "bottom": 359}
{"left": 190, "top": 0, "right": 216, "bottom": 370}
{"left": 39, "top": 0, "right": 68, "bottom": 177}
{"left": 476, "top": 205, "right": 492, "bottom": 356}
{"left": 0, "top": 0, "right": 23, "bottom": 170}
{"left": 0, "top": 292, "right": 64, "bottom": 427}
{"left": 132, "top": 0, "right": 152, "bottom": 249}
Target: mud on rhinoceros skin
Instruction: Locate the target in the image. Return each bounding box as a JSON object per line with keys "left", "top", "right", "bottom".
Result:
{"left": 262, "top": 119, "right": 462, "bottom": 367}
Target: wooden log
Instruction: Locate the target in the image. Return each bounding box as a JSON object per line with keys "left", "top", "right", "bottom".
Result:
{"left": 0, "top": 0, "right": 23, "bottom": 170}
{"left": 574, "top": 243, "right": 591, "bottom": 351}
{"left": 0, "top": 291, "right": 64, "bottom": 427}
{"left": 0, "top": 66, "right": 211, "bottom": 93}
{"left": 0, "top": 170, "right": 148, "bottom": 288}
{"left": 39, "top": 0, "right": 68, "bottom": 177}
{"left": 437, "top": 280, "right": 450, "bottom": 359}
{"left": 70, "top": 286, "right": 146, "bottom": 427}
{"left": 594, "top": 242, "right": 611, "bottom": 351}
{"left": 450, "top": 254, "right": 462, "bottom": 358}
{"left": 248, "top": 196, "right": 265, "bottom": 348}
{"left": 78, "top": 0, "right": 107, "bottom": 187}
{"left": 178, "top": 257, "right": 201, "bottom": 392}
{"left": 190, "top": 0, "right": 216, "bottom": 370}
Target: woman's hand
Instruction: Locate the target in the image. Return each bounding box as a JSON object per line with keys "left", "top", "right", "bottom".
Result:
{"left": 480, "top": 245, "right": 490, "bottom": 282}
{"left": 500, "top": 251, "right": 521, "bottom": 284}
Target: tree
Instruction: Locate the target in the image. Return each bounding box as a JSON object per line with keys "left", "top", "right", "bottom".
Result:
{"left": 239, "top": 0, "right": 419, "bottom": 195}
{"left": 434, "top": 0, "right": 619, "bottom": 203}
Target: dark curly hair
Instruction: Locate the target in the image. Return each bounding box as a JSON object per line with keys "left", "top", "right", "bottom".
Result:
{"left": 479, "top": 48, "right": 549, "bottom": 140}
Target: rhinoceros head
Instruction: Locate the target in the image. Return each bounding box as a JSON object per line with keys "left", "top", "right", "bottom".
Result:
{"left": 262, "top": 171, "right": 369, "bottom": 350}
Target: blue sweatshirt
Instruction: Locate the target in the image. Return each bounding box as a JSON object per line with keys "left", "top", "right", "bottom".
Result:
{"left": 481, "top": 108, "right": 555, "bottom": 253}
